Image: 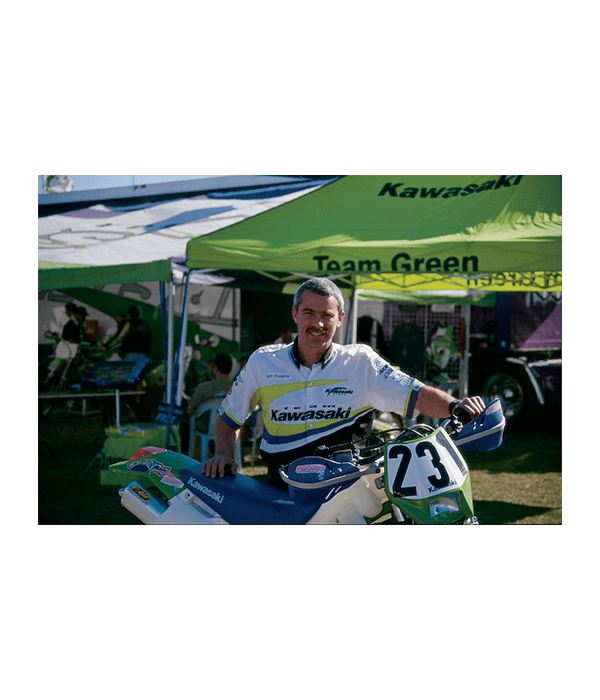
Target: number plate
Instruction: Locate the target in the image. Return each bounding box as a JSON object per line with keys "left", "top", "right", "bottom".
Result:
{"left": 385, "top": 427, "right": 468, "bottom": 500}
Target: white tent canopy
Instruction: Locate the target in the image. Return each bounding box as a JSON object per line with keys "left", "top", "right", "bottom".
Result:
{"left": 38, "top": 176, "right": 337, "bottom": 290}
{"left": 39, "top": 176, "right": 337, "bottom": 425}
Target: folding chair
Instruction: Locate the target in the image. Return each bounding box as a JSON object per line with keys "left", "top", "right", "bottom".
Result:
{"left": 188, "top": 396, "right": 243, "bottom": 467}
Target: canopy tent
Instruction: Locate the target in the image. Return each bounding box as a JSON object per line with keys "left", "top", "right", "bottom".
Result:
{"left": 38, "top": 175, "right": 336, "bottom": 291}
{"left": 39, "top": 174, "right": 561, "bottom": 416}
{"left": 184, "top": 175, "right": 561, "bottom": 295}
{"left": 184, "top": 175, "right": 561, "bottom": 397}
{"left": 38, "top": 176, "right": 337, "bottom": 444}
{"left": 38, "top": 176, "right": 338, "bottom": 395}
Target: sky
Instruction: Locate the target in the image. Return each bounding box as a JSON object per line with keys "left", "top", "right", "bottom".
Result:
{"left": 38, "top": 175, "right": 218, "bottom": 194}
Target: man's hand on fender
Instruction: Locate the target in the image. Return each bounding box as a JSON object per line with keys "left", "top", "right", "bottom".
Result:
{"left": 201, "top": 454, "right": 238, "bottom": 479}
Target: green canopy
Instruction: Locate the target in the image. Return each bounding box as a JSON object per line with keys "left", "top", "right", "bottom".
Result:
{"left": 38, "top": 259, "right": 173, "bottom": 290}
{"left": 185, "top": 175, "right": 561, "bottom": 293}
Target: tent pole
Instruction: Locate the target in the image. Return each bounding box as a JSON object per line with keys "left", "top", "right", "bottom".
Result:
{"left": 459, "top": 304, "right": 471, "bottom": 398}
{"left": 351, "top": 287, "right": 359, "bottom": 344}
{"left": 115, "top": 389, "right": 121, "bottom": 429}
{"left": 234, "top": 288, "right": 240, "bottom": 353}
{"left": 175, "top": 272, "right": 190, "bottom": 406}
{"left": 343, "top": 277, "right": 358, "bottom": 345}
{"left": 166, "top": 281, "right": 174, "bottom": 404}
{"left": 343, "top": 292, "right": 352, "bottom": 344}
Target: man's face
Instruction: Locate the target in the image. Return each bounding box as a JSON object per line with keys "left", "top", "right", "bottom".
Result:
{"left": 292, "top": 291, "right": 344, "bottom": 354}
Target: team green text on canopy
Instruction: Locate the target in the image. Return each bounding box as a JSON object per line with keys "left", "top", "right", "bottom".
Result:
{"left": 184, "top": 175, "right": 562, "bottom": 293}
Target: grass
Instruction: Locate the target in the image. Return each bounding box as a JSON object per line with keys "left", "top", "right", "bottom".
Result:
{"left": 38, "top": 404, "right": 561, "bottom": 525}
{"left": 39, "top": 405, "right": 142, "bottom": 525}
{"left": 468, "top": 428, "right": 562, "bottom": 524}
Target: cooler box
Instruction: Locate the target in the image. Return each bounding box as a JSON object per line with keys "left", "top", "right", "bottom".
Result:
{"left": 80, "top": 356, "right": 151, "bottom": 390}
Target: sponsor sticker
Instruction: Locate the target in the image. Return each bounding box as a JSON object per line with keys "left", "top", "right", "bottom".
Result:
{"left": 295, "top": 464, "right": 327, "bottom": 474}
{"left": 486, "top": 401, "right": 501, "bottom": 415}
{"left": 131, "top": 485, "right": 151, "bottom": 502}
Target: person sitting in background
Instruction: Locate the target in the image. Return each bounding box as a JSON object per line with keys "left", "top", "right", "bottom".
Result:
{"left": 186, "top": 353, "right": 234, "bottom": 433}
{"left": 101, "top": 312, "right": 127, "bottom": 354}
{"left": 102, "top": 306, "right": 152, "bottom": 359}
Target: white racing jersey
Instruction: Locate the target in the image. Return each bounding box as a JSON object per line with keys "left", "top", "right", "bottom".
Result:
{"left": 220, "top": 341, "right": 423, "bottom": 460}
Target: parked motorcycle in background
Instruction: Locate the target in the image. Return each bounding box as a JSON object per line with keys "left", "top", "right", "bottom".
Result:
{"left": 109, "top": 400, "right": 505, "bottom": 525}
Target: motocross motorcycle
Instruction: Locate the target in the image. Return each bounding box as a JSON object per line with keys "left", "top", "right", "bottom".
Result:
{"left": 109, "top": 399, "right": 505, "bottom": 525}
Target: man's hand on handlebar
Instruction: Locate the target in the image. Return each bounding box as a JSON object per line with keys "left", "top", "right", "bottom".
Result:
{"left": 452, "top": 396, "right": 486, "bottom": 421}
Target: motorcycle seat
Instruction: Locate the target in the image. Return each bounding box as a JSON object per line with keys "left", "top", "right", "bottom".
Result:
{"left": 179, "top": 464, "right": 322, "bottom": 525}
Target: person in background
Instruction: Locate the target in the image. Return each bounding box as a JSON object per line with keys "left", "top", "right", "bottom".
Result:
{"left": 102, "top": 306, "right": 152, "bottom": 359}
{"left": 61, "top": 302, "right": 86, "bottom": 344}
{"left": 272, "top": 328, "right": 297, "bottom": 345}
{"left": 74, "top": 307, "right": 90, "bottom": 341}
{"left": 101, "top": 312, "right": 127, "bottom": 354}
{"left": 186, "top": 353, "right": 234, "bottom": 434}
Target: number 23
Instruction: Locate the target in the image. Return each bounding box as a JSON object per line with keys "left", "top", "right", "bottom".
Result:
{"left": 388, "top": 441, "right": 451, "bottom": 497}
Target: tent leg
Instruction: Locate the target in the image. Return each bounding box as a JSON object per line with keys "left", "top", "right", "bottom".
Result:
{"left": 350, "top": 287, "right": 359, "bottom": 344}
{"left": 459, "top": 304, "right": 471, "bottom": 397}
{"left": 343, "top": 283, "right": 359, "bottom": 345}
{"left": 166, "top": 281, "right": 174, "bottom": 405}
{"left": 175, "top": 273, "right": 190, "bottom": 406}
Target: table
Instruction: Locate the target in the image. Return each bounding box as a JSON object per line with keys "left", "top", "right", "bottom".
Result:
{"left": 38, "top": 390, "right": 145, "bottom": 429}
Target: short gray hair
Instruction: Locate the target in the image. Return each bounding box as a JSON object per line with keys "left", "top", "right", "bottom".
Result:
{"left": 293, "top": 278, "right": 345, "bottom": 314}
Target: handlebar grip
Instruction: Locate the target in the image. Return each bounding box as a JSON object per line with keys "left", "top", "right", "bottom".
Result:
{"left": 453, "top": 406, "right": 471, "bottom": 424}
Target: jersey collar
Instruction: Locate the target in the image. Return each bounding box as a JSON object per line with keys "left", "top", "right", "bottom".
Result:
{"left": 290, "top": 337, "right": 334, "bottom": 369}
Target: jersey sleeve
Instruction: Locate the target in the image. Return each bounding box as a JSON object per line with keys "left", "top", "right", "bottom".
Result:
{"left": 218, "top": 360, "right": 259, "bottom": 429}
{"left": 362, "top": 348, "right": 423, "bottom": 418}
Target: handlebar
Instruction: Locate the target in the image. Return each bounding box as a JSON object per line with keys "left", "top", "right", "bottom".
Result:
{"left": 312, "top": 414, "right": 480, "bottom": 464}
{"left": 280, "top": 463, "right": 380, "bottom": 489}
{"left": 307, "top": 401, "right": 503, "bottom": 466}
{"left": 452, "top": 405, "right": 471, "bottom": 425}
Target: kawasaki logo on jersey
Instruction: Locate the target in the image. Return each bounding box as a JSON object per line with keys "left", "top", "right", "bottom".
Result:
{"left": 270, "top": 407, "right": 351, "bottom": 422}
{"left": 325, "top": 387, "right": 353, "bottom": 396}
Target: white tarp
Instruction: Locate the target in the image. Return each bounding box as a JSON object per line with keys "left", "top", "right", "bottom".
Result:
{"left": 39, "top": 176, "right": 336, "bottom": 288}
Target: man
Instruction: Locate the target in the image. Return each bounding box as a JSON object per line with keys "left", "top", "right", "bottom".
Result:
{"left": 61, "top": 303, "right": 87, "bottom": 344}
{"left": 201, "top": 278, "right": 484, "bottom": 487}
{"left": 187, "top": 353, "right": 234, "bottom": 433}
{"left": 102, "top": 305, "right": 152, "bottom": 359}
{"left": 101, "top": 312, "right": 127, "bottom": 353}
